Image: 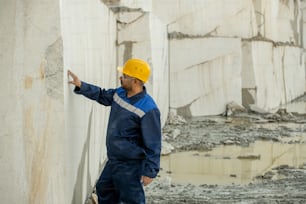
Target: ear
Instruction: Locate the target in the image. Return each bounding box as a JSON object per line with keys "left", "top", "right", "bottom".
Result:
{"left": 133, "top": 78, "right": 139, "bottom": 84}
{"left": 135, "top": 78, "right": 143, "bottom": 85}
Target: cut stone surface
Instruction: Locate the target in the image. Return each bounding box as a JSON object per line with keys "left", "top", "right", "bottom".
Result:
{"left": 170, "top": 37, "right": 242, "bottom": 116}
{"left": 242, "top": 41, "right": 305, "bottom": 111}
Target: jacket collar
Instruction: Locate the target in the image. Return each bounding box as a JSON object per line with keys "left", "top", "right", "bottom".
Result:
{"left": 126, "top": 86, "right": 146, "bottom": 104}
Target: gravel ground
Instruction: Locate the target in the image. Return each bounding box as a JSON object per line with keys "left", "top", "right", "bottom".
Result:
{"left": 145, "top": 96, "right": 306, "bottom": 204}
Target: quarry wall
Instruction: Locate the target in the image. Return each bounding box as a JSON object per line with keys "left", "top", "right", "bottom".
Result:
{"left": 1, "top": 0, "right": 306, "bottom": 203}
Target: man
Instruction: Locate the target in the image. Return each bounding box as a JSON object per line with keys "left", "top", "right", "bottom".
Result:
{"left": 68, "top": 58, "right": 162, "bottom": 204}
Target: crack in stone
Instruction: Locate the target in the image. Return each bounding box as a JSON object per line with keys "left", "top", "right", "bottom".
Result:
{"left": 117, "top": 13, "right": 146, "bottom": 26}
{"left": 291, "top": 0, "right": 300, "bottom": 45}
{"left": 101, "top": 1, "right": 144, "bottom": 14}
{"left": 182, "top": 54, "right": 235, "bottom": 72}
{"left": 168, "top": 31, "right": 215, "bottom": 40}
{"left": 117, "top": 40, "right": 137, "bottom": 46}
{"left": 281, "top": 48, "right": 287, "bottom": 103}
{"left": 242, "top": 33, "right": 299, "bottom": 47}
{"left": 112, "top": 6, "right": 144, "bottom": 13}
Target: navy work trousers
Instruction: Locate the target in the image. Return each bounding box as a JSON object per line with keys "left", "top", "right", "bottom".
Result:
{"left": 96, "top": 160, "right": 145, "bottom": 204}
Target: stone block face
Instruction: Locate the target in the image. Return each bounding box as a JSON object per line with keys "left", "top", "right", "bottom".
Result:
{"left": 0, "top": 2, "right": 25, "bottom": 202}
{"left": 1, "top": 0, "right": 64, "bottom": 203}
{"left": 302, "top": 1, "right": 306, "bottom": 48}
{"left": 1, "top": 1, "right": 306, "bottom": 203}
{"left": 242, "top": 41, "right": 305, "bottom": 111}
{"left": 254, "top": 0, "right": 301, "bottom": 45}
{"left": 282, "top": 46, "right": 305, "bottom": 101}
{"left": 117, "top": 10, "right": 144, "bottom": 24}
{"left": 1, "top": 0, "right": 116, "bottom": 203}
{"left": 117, "top": 13, "right": 169, "bottom": 125}
{"left": 153, "top": 0, "right": 257, "bottom": 38}
{"left": 61, "top": 0, "right": 117, "bottom": 203}
{"left": 242, "top": 41, "right": 283, "bottom": 110}
{"left": 153, "top": 0, "right": 302, "bottom": 43}
{"left": 118, "top": 13, "right": 151, "bottom": 43}
{"left": 170, "top": 38, "right": 242, "bottom": 116}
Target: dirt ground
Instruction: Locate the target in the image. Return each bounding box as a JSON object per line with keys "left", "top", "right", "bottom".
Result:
{"left": 145, "top": 96, "right": 306, "bottom": 204}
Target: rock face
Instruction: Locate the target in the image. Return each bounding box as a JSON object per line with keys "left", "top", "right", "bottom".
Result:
{"left": 61, "top": 1, "right": 117, "bottom": 204}
{"left": 1, "top": 0, "right": 64, "bottom": 203}
{"left": 242, "top": 41, "right": 305, "bottom": 111}
{"left": 152, "top": 0, "right": 305, "bottom": 116}
{"left": 1, "top": 0, "right": 306, "bottom": 204}
{"left": 1, "top": 0, "right": 116, "bottom": 204}
{"left": 169, "top": 37, "right": 242, "bottom": 116}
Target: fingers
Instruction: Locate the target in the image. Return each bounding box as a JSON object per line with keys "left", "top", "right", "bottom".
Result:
{"left": 141, "top": 176, "right": 153, "bottom": 186}
{"left": 67, "top": 70, "right": 81, "bottom": 87}
{"left": 67, "top": 70, "right": 75, "bottom": 84}
{"left": 67, "top": 70, "right": 76, "bottom": 79}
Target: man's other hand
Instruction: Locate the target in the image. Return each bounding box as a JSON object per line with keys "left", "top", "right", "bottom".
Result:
{"left": 141, "top": 176, "right": 153, "bottom": 186}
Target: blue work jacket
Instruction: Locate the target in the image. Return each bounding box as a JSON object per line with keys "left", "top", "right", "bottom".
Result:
{"left": 74, "top": 81, "right": 161, "bottom": 178}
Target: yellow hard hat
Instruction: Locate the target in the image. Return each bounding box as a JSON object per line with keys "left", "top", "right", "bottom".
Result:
{"left": 118, "top": 58, "right": 151, "bottom": 83}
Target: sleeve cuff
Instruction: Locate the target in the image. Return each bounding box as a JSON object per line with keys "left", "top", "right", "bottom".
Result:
{"left": 73, "top": 81, "right": 88, "bottom": 94}
{"left": 74, "top": 86, "right": 81, "bottom": 93}
{"left": 142, "top": 167, "right": 158, "bottom": 178}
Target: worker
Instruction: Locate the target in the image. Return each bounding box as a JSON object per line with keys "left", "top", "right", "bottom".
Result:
{"left": 68, "top": 58, "right": 162, "bottom": 204}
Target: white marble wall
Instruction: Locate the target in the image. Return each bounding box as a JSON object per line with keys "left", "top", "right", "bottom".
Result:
{"left": 1, "top": 2, "right": 26, "bottom": 203}
{"left": 302, "top": 1, "right": 306, "bottom": 46}
{"left": 153, "top": 0, "right": 257, "bottom": 38}
{"left": 170, "top": 38, "right": 242, "bottom": 116}
{"left": 61, "top": 0, "right": 117, "bottom": 203}
{"left": 152, "top": 0, "right": 306, "bottom": 115}
{"left": 1, "top": 0, "right": 64, "bottom": 203}
{"left": 254, "top": 0, "right": 301, "bottom": 45}
{"left": 301, "top": 1, "right": 306, "bottom": 91}
{"left": 0, "top": 0, "right": 116, "bottom": 203}
{"left": 1, "top": 1, "right": 306, "bottom": 204}
{"left": 242, "top": 41, "right": 305, "bottom": 110}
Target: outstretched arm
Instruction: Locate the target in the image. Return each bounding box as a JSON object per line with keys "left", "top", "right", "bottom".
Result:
{"left": 67, "top": 70, "right": 115, "bottom": 106}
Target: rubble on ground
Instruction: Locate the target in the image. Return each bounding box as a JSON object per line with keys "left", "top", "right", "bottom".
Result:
{"left": 150, "top": 97, "right": 306, "bottom": 204}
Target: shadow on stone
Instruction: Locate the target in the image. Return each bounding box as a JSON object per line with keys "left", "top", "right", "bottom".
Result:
{"left": 72, "top": 107, "right": 94, "bottom": 204}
